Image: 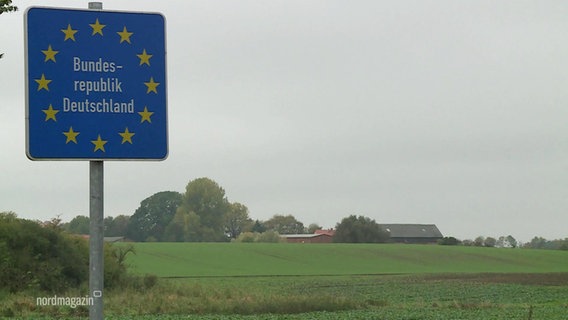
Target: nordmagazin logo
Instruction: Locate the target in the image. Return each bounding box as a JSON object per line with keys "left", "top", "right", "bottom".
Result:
{"left": 36, "top": 295, "right": 94, "bottom": 309}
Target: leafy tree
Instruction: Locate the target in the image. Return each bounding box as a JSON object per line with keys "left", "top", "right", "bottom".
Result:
{"left": 0, "top": 0, "right": 17, "bottom": 14}
{"left": 0, "top": 211, "right": 16, "bottom": 219}
{"left": 438, "top": 236, "right": 461, "bottom": 245}
{"left": 104, "top": 215, "right": 130, "bottom": 237}
{"left": 528, "top": 236, "right": 548, "bottom": 249}
{"left": 524, "top": 236, "right": 568, "bottom": 250}
{"left": 224, "top": 202, "right": 252, "bottom": 239}
{"left": 236, "top": 231, "right": 257, "bottom": 243}
{"left": 251, "top": 220, "right": 266, "bottom": 233}
{"left": 164, "top": 211, "right": 201, "bottom": 242}
{"left": 307, "top": 223, "right": 322, "bottom": 234}
{"left": 506, "top": 235, "right": 518, "bottom": 248}
{"left": 163, "top": 211, "right": 187, "bottom": 242}
{"left": 174, "top": 177, "right": 230, "bottom": 242}
{"left": 333, "top": 215, "right": 389, "bottom": 243}
{"left": 65, "top": 215, "right": 90, "bottom": 234}
{"left": 264, "top": 214, "right": 305, "bottom": 234}
{"left": 496, "top": 235, "right": 517, "bottom": 248}
{"left": 256, "top": 230, "right": 282, "bottom": 243}
{"left": 560, "top": 239, "right": 568, "bottom": 251}
{"left": 126, "top": 191, "right": 182, "bottom": 241}
{"left": 234, "top": 231, "right": 283, "bottom": 243}
{"left": 473, "top": 236, "right": 485, "bottom": 247}
{"left": 484, "top": 237, "right": 497, "bottom": 248}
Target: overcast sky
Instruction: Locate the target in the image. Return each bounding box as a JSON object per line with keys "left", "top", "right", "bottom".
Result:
{"left": 1, "top": 0, "right": 567, "bottom": 242}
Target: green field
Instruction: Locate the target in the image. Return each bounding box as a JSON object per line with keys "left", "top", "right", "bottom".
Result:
{"left": 124, "top": 242, "right": 568, "bottom": 276}
{"left": 110, "top": 243, "right": 568, "bottom": 319}
{"left": 118, "top": 243, "right": 568, "bottom": 319}
{"left": 6, "top": 243, "right": 568, "bottom": 319}
{"left": 105, "top": 273, "right": 568, "bottom": 320}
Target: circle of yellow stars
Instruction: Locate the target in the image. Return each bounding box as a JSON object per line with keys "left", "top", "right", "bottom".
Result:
{"left": 34, "top": 17, "right": 161, "bottom": 154}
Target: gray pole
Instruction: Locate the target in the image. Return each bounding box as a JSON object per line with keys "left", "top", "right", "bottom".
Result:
{"left": 88, "top": 4, "right": 104, "bottom": 320}
{"left": 89, "top": 161, "right": 104, "bottom": 319}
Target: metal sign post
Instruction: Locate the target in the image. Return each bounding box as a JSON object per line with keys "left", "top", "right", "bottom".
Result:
{"left": 24, "top": 3, "right": 167, "bottom": 319}
{"left": 89, "top": 161, "right": 104, "bottom": 319}
{"left": 87, "top": 4, "right": 104, "bottom": 320}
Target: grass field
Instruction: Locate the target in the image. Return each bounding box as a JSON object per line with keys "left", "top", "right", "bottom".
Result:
{"left": 113, "top": 243, "right": 568, "bottom": 319}
{"left": 124, "top": 242, "right": 568, "bottom": 276}
{"left": 5, "top": 243, "right": 568, "bottom": 319}
{"left": 100, "top": 273, "right": 568, "bottom": 320}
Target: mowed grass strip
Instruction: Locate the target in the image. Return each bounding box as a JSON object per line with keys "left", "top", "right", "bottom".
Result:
{"left": 123, "top": 243, "right": 568, "bottom": 277}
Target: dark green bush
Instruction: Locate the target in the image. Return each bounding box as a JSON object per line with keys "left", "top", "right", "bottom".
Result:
{"left": 0, "top": 212, "right": 137, "bottom": 293}
{"left": 438, "top": 236, "right": 461, "bottom": 245}
{"left": 0, "top": 213, "right": 88, "bottom": 293}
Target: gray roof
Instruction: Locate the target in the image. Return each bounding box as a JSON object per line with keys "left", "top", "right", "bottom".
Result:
{"left": 380, "top": 224, "right": 443, "bottom": 238}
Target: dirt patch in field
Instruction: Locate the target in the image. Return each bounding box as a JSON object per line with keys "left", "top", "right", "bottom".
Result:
{"left": 421, "top": 273, "right": 568, "bottom": 286}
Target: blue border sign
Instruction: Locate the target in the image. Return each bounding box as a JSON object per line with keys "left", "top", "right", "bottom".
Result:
{"left": 25, "top": 7, "right": 167, "bottom": 160}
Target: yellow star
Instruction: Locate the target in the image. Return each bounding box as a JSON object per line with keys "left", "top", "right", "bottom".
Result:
{"left": 42, "top": 104, "right": 59, "bottom": 121}
{"left": 90, "top": 18, "right": 106, "bottom": 36}
{"left": 61, "top": 24, "right": 78, "bottom": 41}
{"left": 118, "top": 127, "right": 135, "bottom": 144}
{"left": 138, "top": 106, "right": 154, "bottom": 123}
{"left": 35, "top": 74, "right": 52, "bottom": 91}
{"left": 117, "top": 26, "right": 133, "bottom": 44}
{"left": 63, "top": 127, "right": 80, "bottom": 144}
{"left": 41, "top": 45, "right": 59, "bottom": 62}
{"left": 144, "top": 77, "right": 160, "bottom": 94}
{"left": 137, "top": 49, "right": 152, "bottom": 66}
{"left": 91, "top": 135, "right": 107, "bottom": 152}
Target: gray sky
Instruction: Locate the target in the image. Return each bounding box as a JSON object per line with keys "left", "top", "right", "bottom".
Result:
{"left": 1, "top": 0, "right": 567, "bottom": 243}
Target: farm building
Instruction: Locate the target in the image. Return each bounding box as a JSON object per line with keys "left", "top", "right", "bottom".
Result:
{"left": 280, "top": 225, "right": 442, "bottom": 244}
{"left": 281, "top": 233, "right": 334, "bottom": 243}
{"left": 314, "top": 229, "right": 336, "bottom": 237}
{"left": 381, "top": 224, "right": 443, "bottom": 244}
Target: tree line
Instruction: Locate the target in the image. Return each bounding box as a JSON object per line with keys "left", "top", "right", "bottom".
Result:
{"left": 439, "top": 235, "right": 568, "bottom": 250}
{"left": 63, "top": 178, "right": 314, "bottom": 242}
{"left": 60, "top": 177, "right": 566, "bottom": 248}
{"left": 62, "top": 177, "right": 391, "bottom": 243}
